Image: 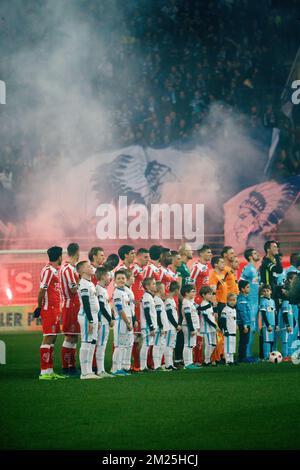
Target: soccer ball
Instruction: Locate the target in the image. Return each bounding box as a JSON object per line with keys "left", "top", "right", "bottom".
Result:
{"left": 291, "top": 351, "right": 300, "bottom": 365}
{"left": 269, "top": 351, "right": 283, "bottom": 363}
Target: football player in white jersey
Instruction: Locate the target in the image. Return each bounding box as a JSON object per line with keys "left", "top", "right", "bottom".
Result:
{"left": 123, "top": 270, "right": 138, "bottom": 372}
{"left": 220, "top": 293, "right": 238, "bottom": 365}
{"left": 95, "top": 267, "right": 115, "bottom": 378}
{"left": 140, "top": 277, "right": 158, "bottom": 372}
{"left": 181, "top": 285, "right": 201, "bottom": 370}
{"left": 76, "top": 261, "right": 101, "bottom": 380}
{"left": 164, "top": 281, "right": 181, "bottom": 370}
{"left": 112, "top": 270, "right": 133, "bottom": 376}
{"left": 153, "top": 281, "right": 170, "bottom": 370}
{"left": 199, "top": 286, "right": 218, "bottom": 366}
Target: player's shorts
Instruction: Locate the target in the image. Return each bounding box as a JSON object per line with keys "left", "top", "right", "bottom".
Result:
{"left": 262, "top": 326, "right": 275, "bottom": 343}
{"left": 126, "top": 329, "right": 134, "bottom": 348}
{"left": 141, "top": 327, "right": 155, "bottom": 347}
{"left": 134, "top": 303, "right": 141, "bottom": 322}
{"left": 280, "top": 327, "right": 293, "bottom": 344}
{"left": 224, "top": 334, "right": 236, "bottom": 354}
{"left": 97, "top": 322, "right": 110, "bottom": 347}
{"left": 62, "top": 304, "right": 80, "bottom": 335}
{"left": 202, "top": 331, "right": 217, "bottom": 347}
{"left": 113, "top": 317, "right": 129, "bottom": 348}
{"left": 154, "top": 330, "right": 167, "bottom": 347}
{"left": 182, "top": 325, "right": 197, "bottom": 348}
{"left": 41, "top": 306, "right": 61, "bottom": 336}
{"left": 166, "top": 328, "right": 177, "bottom": 348}
{"left": 78, "top": 312, "right": 98, "bottom": 343}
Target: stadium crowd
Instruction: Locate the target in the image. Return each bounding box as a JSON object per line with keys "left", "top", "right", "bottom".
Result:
{"left": 1, "top": 0, "right": 300, "bottom": 190}
{"left": 35, "top": 241, "right": 300, "bottom": 379}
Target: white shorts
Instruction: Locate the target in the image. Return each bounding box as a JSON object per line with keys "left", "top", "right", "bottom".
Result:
{"left": 154, "top": 330, "right": 167, "bottom": 347}
{"left": 224, "top": 334, "right": 236, "bottom": 354}
{"left": 114, "top": 317, "right": 129, "bottom": 347}
{"left": 166, "top": 329, "right": 177, "bottom": 348}
{"left": 126, "top": 329, "right": 134, "bottom": 348}
{"left": 202, "top": 332, "right": 217, "bottom": 347}
{"left": 97, "top": 322, "right": 110, "bottom": 347}
{"left": 182, "top": 325, "right": 197, "bottom": 348}
{"left": 78, "top": 313, "right": 98, "bottom": 343}
{"left": 141, "top": 327, "right": 155, "bottom": 347}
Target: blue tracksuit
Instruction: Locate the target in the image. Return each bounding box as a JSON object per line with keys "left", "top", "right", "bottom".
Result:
{"left": 279, "top": 299, "right": 294, "bottom": 358}
{"left": 240, "top": 263, "right": 260, "bottom": 357}
{"left": 260, "top": 296, "right": 276, "bottom": 359}
{"left": 236, "top": 293, "right": 251, "bottom": 361}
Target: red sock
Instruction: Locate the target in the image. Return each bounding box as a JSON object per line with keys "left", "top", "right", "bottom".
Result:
{"left": 147, "top": 346, "right": 154, "bottom": 369}
{"left": 61, "top": 341, "right": 73, "bottom": 369}
{"left": 50, "top": 345, "right": 54, "bottom": 369}
{"left": 132, "top": 342, "right": 140, "bottom": 369}
{"left": 70, "top": 345, "right": 77, "bottom": 368}
{"left": 92, "top": 348, "right": 97, "bottom": 371}
{"left": 193, "top": 336, "right": 203, "bottom": 364}
{"left": 40, "top": 345, "right": 51, "bottom": 371}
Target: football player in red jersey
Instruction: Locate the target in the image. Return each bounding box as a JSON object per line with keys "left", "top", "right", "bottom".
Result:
{"left": 190, "top": 244, "right": 213, "bottom": 365}
{"left": 117, "top": 245, "right": 135, "bottom": 271}
{"left": 60, "top": 243, "right": 80, "bottom": 376}
{"left": 88, "top": 247, "right": 106, "bottom": 286}
{"left": 34, "top": 246, "right": 65, "bottom": 380}
{"left": 143, "top": 245, "right": 162, "bottom": 280}
{"left": 158, "top": 247, "right": 178, "bottom": 295}
{"left": 131, "top": 248, "right": 150, "bottom": 370}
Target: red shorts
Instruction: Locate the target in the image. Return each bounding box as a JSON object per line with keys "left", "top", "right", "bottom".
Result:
{"left": 62, "top": 304, "right": 80, "bottom": 335}
{"left": 41, "top": 306, "right": 61, "bottom": 336}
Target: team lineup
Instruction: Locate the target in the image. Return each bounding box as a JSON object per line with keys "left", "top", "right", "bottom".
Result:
{"left": 34, "top": 241, "right": 300, "bottom": 380}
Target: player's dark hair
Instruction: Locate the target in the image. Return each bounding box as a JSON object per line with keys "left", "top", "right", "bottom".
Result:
{"left": 76, "top": 260, "right": 88, "bottom": 273}
{"left": 103, "top": 253, "right": 119, "bottom": 271}
{"left": 264, "top": 240, "right": 278, "bottom": 254}
{"left": 47, "top": 246, "right": 63, "bottom": 262}
{"left": 290, "top": 252, "right": 300, "bottom": 266}
{"left": 114, "top": 269, "right": 127, "bottom": 279}
{"left": 160, "top": 247, "right": 171, "bottom": 254}
{"left": 238, "top": 280, "right": 250, "bottom": 292}
{"left": 142, "top": 277, "right": 154, "bottom": 290}
{"left": 169, "top": 281, "right": 180, "bottom": 293}
{"left": 181, "top": 284, "right": 196, "bottom": 297}
{"left": 88, "top": 246, "right": 103, "bottom": 262}
{"left": 211, "top": 256, "right": 222, "bottom": 268}
{"left": 95, "top": 266, "right": 109, "bottom": 280}
{"left": 244, "top": 248, "right": 255, "bottom": 262}
{"left": 199, "top": 285, "right": 213, "bottom": 297}
{"left": 118, "top": 245, "right": 135, "bottom": 260}
{"left": 221, "top": 246, "right": 233, "bottom": 257}
{"left": 149, "top": 245, "right": 162, "bottom": 261}
{"left": 198, "top": 244, "right": 211, "bottom": 255}
{"left": 287, "top": 271, "right": 297, "bottom": 282}
{"left": 67, "top": 243, "right": 79, "bottom": 257}
{"left": 137, "top": 248, "right": 149, "bottom": 255}
{"left": 171, "top": 250, "right": 179, "bottom": 257}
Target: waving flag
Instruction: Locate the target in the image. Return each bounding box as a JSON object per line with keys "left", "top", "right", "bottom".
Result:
{"left": 224, "top": 176, "right": 300, "bottom": 254}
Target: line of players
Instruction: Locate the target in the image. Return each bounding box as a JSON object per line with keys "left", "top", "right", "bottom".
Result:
{"left": 35, "top": 241, "right": 300, "bottom": 379}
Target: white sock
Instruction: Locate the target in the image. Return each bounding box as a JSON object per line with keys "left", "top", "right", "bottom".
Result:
{"left": 140, "top": 342, "right": 149, "bottom": 370}
{"left": 165, "top": 346, "right": 174, "bottom": 368}
{"left": 122, "top": 346, "right": 132, "bottom": 370}
{"left": 112, "top": 347, "right": 120, "bottom": 373}
{"left": 183, "top": 346, "right": 191, "bottom": 365}
{"left": 205, "top": 341, "right": 213, "bottom": 363}
{"left": 95, "top": 345, "right": 106, "bottom": 373}
{"left": 153, "top": 345, "right": 161, "bottom": 369}
{"left": 79, "top": 342, "right": 90, "bottom": 375}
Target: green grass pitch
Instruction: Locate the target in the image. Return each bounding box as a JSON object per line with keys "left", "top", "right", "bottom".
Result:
{"left": 1, "top": 332, "right": 300, "bottom": 450}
